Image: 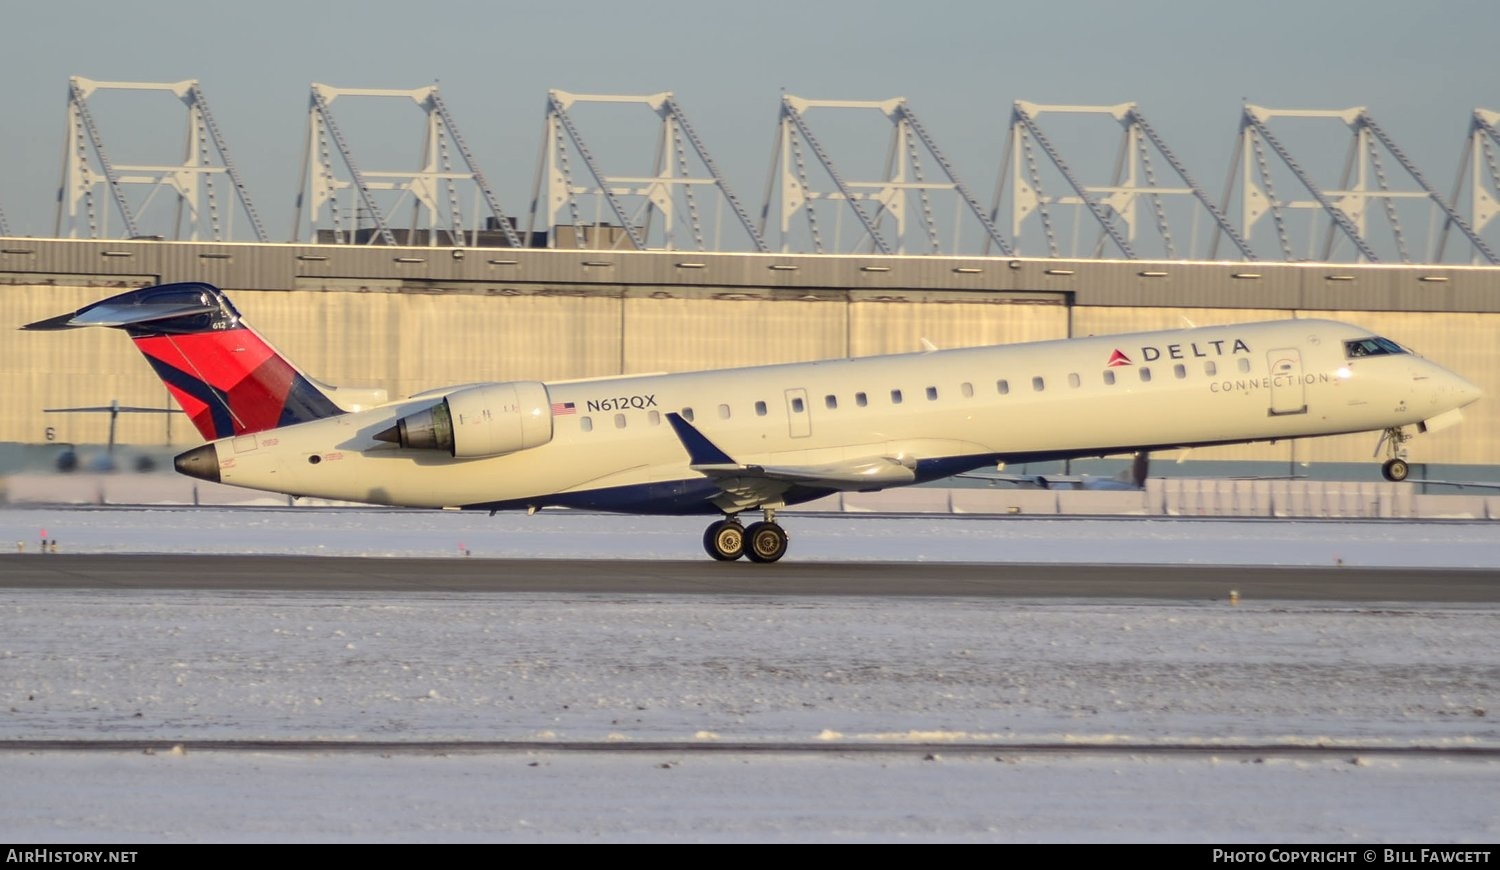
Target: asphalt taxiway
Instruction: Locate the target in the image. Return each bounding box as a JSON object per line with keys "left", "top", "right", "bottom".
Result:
{"left": 4, "top": 553, "right": 1496, "bottom": 602}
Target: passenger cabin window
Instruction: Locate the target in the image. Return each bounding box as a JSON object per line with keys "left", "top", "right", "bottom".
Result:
{"left": 648, "top": 410, "right": 661, "bottom": 426}
{"left": 825, "top": 395, "right": 838, "bottom": 410}
{"left": 1103, "top": 370, "right": 1116, "bottom": 386}
{"left": 961, "top": 382, "right": 973, "bottom": 398}
{"left": 1140, "top": 367, "right": 1152, "bottom": 382}
{"left": 791, "top": 397, "right": 805, "bottom": 413}
{"left": 925, "top": 386, "right": 938, "bottom": 401}
{"left": 1238, "top": 358, "right": 1252, "bottom": 373}
{"left": 1204, "top": 361, "right": 1217, "bottom": 376}
{"left": 614, "top": 413, "right": 627, "bottom": 429}
{"left": 682, "top": 407, "right": 695, "bottom": 422}
{"left": 891, "top": 389, "right": 903, "bottom": 405}
{"left": 1032, "top": 376, "right": 1045, "bottom": 392}
{"left": 997, "top": 379, "right": 1010, "bottom": 395}
{"left": 1068, "top": 373, "right": 1081, "bottom": 388}
{"left": 1173, "top": 363, "right": 1187, "bottom": 379}
{"left": 855, "top": 392, "right": 868, "bottom": 407}
{"left": 755, "top": 400, "right": 767, "bottom": 417}
{"left": 1345, "top": 337, "right": 1406, "bottom": 358}
{"left": 718, "top": 404, "right": 731, "bottom": 419}
{"left": 580, "top": 416, "right": 593, "bottom": 432}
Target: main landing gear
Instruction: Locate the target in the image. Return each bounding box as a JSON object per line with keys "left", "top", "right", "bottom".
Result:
{"left": 1378, "top": 426, "right": 1413, "bottom": 482}
{"left": 703, "top": 508, "right": 789, "bottom": 563}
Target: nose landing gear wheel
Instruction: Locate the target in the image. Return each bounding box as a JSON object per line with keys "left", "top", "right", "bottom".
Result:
{"left": 744, "top": 522, "right": 789, "bottom": 563}
{"left": 1382, "top": 458, "right": 1410, "bottom": 482}
{"left": 704, "top": 519, "right": 745, "bottom": 561}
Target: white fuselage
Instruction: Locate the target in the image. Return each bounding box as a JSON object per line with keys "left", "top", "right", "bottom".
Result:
{"left": 203, "top": 319, "right": 1480, "bottom": 514}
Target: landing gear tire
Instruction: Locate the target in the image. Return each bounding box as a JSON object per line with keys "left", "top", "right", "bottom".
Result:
{"left": 704, "top": 520, "right": 745, "bottom": 561}
{"left": 1382, "top": 458, "right": 1410, "bottom": 482}
{"left": 743, "top": 522, "right": 789, "bottom": 564}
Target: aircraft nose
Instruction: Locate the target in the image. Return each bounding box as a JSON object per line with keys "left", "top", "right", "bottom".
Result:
{"left": 1449, "top": 371, "right": 1484, "bottom": 408}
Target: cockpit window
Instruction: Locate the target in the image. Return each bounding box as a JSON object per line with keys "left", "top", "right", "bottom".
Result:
{"left": 1344, "top": 337, "right": 1406, "bottom": 359}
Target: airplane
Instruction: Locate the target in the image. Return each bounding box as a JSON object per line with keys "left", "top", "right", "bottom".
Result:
{"left": 44, "top": 398, "right": 176, "bottom": 472}
{"left": 24, "top": 281, "right": 1482, "bottom": 563}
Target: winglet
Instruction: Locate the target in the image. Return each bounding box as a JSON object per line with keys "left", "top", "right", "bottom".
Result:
{"left": 665, "top": 412, "right": 737, "bottom": 465}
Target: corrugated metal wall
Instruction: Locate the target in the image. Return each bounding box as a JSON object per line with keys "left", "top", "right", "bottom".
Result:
{"left": 4, "top": 238, "right": 1499, "bottom": 311}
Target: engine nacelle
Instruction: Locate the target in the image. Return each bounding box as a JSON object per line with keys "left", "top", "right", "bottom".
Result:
{"left": 376, "top": 382, "right": 553, "bottom": 458}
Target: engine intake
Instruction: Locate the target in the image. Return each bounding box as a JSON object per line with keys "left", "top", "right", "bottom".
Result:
{"left": 375, "top": 382, "right": 553, "bottom": 458}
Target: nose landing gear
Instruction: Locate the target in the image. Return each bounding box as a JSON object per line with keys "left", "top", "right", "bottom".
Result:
{"left": 702, "top": 507, "right": 789, "bottom": 563}
{"left": 1378, "top": 426, "right": 1413, "bottom": 482}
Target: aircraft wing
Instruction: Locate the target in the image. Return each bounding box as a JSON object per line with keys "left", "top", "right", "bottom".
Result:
{"left": 666, "top": 412, "right": 916, "bottom": 492}
{"left": 1407, "top": 478, "right": 1500, "bottom": 491}
{"left": 691, "top": 457, "right": 917, "bottom": 489}
{"left": 954, "top": 471, "right": 1140, "bottom": 491}
{"left": 955, "top": 452, "right": 1151, "bottom": 491}
{"left": 44, "top": 405, "right": 175, "bottom": 414}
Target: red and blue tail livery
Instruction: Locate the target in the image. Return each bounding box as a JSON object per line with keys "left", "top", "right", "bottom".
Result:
{"left": 24, "top": 282, "right": 344, "bottom": 440}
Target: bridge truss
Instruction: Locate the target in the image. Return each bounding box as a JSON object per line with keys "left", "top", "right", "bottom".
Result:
{"left": 55, "top": 77, "right": 267, "bottom": 242}
{"left": 992, "top": 101, "right": 1253, "bottom": 261}
{"left": 1216, "top": 105, "right": 1495, "bottom": 264}
{"left": 23, "top": 77, "right": 1500, "bottom": 266}
{"left": 293, "top": 83, "right": 521, "bottom": 247}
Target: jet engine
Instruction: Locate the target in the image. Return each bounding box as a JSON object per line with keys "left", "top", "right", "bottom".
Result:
{"left": 374, "top": 381, "right": 553, "bottom": 458}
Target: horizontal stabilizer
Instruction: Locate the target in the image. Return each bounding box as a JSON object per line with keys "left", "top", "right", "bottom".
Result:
{"left": 23, "top": 300, "right": 219, "bottom": 331}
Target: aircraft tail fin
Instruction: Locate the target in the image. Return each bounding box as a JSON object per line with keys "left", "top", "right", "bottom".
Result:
{"left": 24, "top": 282, "right": 356, "bottom": 441}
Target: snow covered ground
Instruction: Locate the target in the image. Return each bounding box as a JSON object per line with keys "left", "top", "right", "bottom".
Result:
{"left": 3, "top": 504, "right": 1499, "bottom": 567}
{"left": 1, "top": 507, "right": 1497, "bottom": 842}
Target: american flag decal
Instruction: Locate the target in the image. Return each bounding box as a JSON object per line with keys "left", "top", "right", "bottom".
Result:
{"left": 551, "top": 401, "right": 577, "bottom": 416}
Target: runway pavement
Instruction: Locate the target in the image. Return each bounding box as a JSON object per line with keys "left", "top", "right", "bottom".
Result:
{"left": 3, "top": 553, "right": 1497, "bottom": 602}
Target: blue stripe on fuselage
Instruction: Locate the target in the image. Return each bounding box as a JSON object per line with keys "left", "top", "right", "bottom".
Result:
{"left": 457, "top": 454, "right": 1006, "bottom": 516}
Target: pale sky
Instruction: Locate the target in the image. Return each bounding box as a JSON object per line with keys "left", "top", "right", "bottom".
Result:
{"left": 1, "top": 0, "right": 1494, "bottom": 255}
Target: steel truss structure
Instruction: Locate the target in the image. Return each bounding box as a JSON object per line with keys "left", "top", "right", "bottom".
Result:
{"left": 55, "top": 77, "right": 266, "bottom": 242}
{"left": 993, "top": 101, "right": 1253, "bottom": 261}
{"left": 526, "top": 90, "right": 766, "bottom": 252}
{"left": 293, "top": 84, "right": 520, "bottom": 247}
{"left": 1440, "top": 109, "right": 1500, "bottom": 263}
{"left": 29, "top": 77, "right": 1500, "bottom": 265}
{"left": 1216, "top": 105, "right": 1495, "bottom": 264}
{"left": 760, "top": 95, "right": 1010, "bottom": 256}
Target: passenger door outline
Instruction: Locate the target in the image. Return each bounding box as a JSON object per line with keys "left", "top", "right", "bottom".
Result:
{"left": 1267, "top": 348, "right": 1308, "bottom": 416}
